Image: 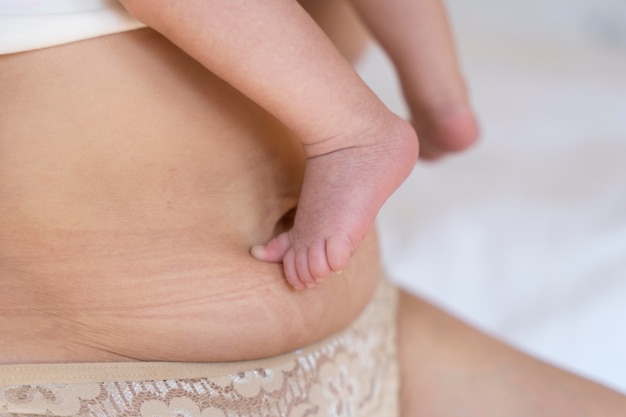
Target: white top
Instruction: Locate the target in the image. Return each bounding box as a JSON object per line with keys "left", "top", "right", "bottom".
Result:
{"left": 0, "top": 0, "right": 146, "bottom": 54}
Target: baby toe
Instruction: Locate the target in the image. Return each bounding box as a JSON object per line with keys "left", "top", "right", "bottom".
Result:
{"left": 295, "top": 247, "right": 317, "bottom": 289}
{"left": 326, "top": 234, "right": 352, "bottom": 273}
{"left": 308, "top": 239, "right": 332, "bottom": 282}
{"left": 283, "top": 249, "right": 305, "bottom": 291}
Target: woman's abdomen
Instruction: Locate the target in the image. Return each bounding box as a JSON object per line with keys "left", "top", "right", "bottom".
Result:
{"left": 0, "top": 28, "right": 382, "bottom": 364}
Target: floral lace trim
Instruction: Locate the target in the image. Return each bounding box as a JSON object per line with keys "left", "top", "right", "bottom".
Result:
{"left": 0, "top": 279, "right": 398, "bottom": 417}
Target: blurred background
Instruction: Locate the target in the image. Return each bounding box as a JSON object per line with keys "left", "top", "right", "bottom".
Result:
{"left": 357, "top": 0, "right": 626, "bottom": 393}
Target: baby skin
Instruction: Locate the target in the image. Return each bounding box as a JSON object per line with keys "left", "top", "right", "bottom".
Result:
{"left": 252, "top": 115, "right": 418, "bottom": 289}
{"left": 120, "top": 0, "right": 478, "bottom": 290}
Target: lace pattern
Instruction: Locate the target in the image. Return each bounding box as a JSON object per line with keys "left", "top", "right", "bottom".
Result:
{"left": 0, "top": 279, "right": 398, "bottom": 417}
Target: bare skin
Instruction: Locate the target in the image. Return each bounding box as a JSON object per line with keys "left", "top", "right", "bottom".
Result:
{"left": 0, "top": 29, "right": 381, "bottom": 363}
{"left": 250, "top": 0, "right": 481, "bottom": 286}
{"left": 119, "top": 0, "right": 446, "bottom": 290}
{"left": 398, "top": 292, "right": 626, "bottom": 416}
{"left": 2, "top": 1, "right": 625, "bottom": 415}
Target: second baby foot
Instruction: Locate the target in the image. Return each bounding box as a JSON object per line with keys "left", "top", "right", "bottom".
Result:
{"left": 414, "top": 104, "right": 479, "bottom": 160}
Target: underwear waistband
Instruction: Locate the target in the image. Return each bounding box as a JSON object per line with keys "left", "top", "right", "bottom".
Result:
{"left": 0, "top": 277, "right": 398, "bottom": 385}
{"left": 0, "top": 278, "right": 399, "bottom": 417}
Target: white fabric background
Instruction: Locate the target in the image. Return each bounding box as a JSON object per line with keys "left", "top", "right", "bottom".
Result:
{"left": 357, "top": 0, "right": 626, "bottom": 393}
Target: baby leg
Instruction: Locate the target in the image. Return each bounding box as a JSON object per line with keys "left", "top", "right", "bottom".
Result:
{"left": 122, "top": 0, "right": 420, "bottom": 289}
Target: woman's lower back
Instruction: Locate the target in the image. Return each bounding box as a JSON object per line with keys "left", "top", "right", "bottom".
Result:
{"left": 0, "top": 29, "right": 381, "bottom": 364}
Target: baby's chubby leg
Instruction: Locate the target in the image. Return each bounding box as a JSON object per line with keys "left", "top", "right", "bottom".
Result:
{"left": 119, "top": 0, "right": 417, "bottom": 290}
{"left": 252, "top": 114, "right": 417, "bottom": 290}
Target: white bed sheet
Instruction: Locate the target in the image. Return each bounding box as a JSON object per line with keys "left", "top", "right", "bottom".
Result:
{"left": 357, "top": 0, "right": 626, "bottom": 393}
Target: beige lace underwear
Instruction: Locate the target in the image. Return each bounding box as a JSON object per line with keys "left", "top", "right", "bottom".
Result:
{"left": 0, "top": 278, "right": 398, "bottom": 417}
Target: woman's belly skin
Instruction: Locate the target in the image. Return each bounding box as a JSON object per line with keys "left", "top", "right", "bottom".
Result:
{"left": 0, "top": 29, "right": 382, "bottom": 364}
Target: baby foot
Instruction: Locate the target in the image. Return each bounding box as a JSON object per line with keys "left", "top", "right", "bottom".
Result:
{"left": 411, "top": 103, "right": 480, "bottom": 161}
{"left": 251, "top": 116, "right": 418, "bottom": 290}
